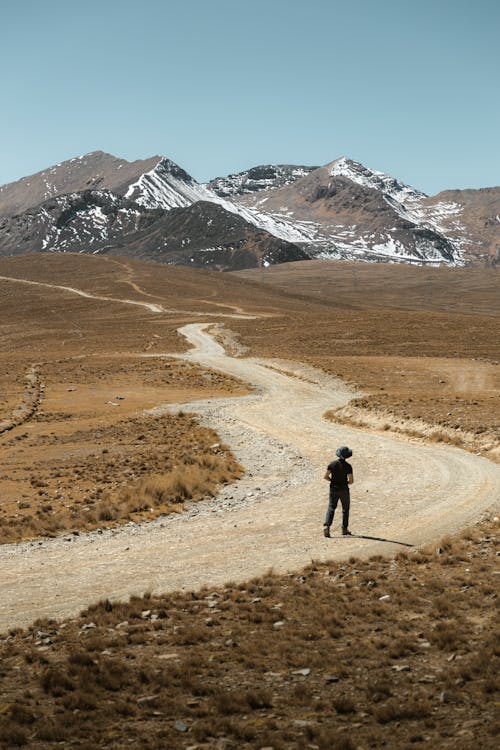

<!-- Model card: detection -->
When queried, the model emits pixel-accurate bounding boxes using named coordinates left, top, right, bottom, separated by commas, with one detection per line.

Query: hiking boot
left=323, top=525, right=331, bottom=538
left=342, top=528, right=352, bottom=536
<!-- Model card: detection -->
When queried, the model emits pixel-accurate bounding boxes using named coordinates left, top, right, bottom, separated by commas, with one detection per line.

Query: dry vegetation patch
left=0, top=410, right=242, bottom=543
left=235, top=261, right=500, bottom=317
left=0, top=361, right=32, bottom=418
left=0, top=519, right=498, bottom=749
left=228, top=311, right=499, bottom=458
left=3, top=253, right=498, bottom=463
left=319, top=356, right=500, bottom=459
left=0, top=355, right=248, bottom=543
left=0, top=363, right=43, bottom=434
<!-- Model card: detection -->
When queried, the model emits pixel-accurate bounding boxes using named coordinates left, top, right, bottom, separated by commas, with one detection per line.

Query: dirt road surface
left=1, top=323, right=499, bottom=632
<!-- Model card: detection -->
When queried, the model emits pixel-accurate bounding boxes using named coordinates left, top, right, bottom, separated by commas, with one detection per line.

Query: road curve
left=1, top=323, right=498, bottom=632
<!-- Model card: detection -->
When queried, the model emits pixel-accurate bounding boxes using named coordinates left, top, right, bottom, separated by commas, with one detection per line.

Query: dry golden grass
left=0, top=254, right=263, bottom=544
left=1, top=253, right=498, bottom=460
left=0, top=410, right=243, bottom=543
left=0, top=518, right=497, bottom=749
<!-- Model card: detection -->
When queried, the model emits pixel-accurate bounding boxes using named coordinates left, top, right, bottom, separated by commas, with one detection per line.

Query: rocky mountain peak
left=154, top=157, right=197, bottom=184
left=207, top=163, right=319, bottom=197
left=328, top=157, right=427, bottom=204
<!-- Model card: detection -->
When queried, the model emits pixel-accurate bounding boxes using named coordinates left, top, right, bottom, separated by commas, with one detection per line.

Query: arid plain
left=0, top=253, right=498, bottom=749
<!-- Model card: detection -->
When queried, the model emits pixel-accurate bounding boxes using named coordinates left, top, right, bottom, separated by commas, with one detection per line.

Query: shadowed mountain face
left=0, top=152, right=498, bottom=269
left=0, top=192, right=309, bottom=271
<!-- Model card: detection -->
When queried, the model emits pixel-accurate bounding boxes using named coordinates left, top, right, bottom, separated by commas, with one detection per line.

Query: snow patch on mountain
left=219, top=201, right=317, bottom=244
left=330, top=157, right=425, bottom=205
left=125, top=158, right=214, bottom=209
left=315, top=235, right=448, bottom=266
left=404, top=198, right=466, bottom=236
left=329, top=157, right=469, bottom=259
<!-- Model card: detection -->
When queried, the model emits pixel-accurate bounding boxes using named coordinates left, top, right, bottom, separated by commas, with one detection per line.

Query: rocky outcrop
left=207, top=164, right=318, bottom=197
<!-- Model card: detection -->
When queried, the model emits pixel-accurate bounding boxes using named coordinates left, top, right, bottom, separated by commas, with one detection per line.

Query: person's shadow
left=331, top=533, right=414, bottom=547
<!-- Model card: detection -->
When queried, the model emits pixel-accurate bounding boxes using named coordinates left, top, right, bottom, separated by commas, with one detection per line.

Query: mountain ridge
left=0, top=151, right=498, bottom=269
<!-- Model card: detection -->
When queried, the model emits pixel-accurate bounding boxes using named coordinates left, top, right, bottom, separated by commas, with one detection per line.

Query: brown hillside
left=0, top=152, right=160, bottom=217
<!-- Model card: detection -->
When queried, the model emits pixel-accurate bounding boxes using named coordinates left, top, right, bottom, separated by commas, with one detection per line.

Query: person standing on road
left=323, top=446, right=353, bottom=538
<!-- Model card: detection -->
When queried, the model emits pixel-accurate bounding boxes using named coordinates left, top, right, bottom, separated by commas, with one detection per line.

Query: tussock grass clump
left=117, top=448, right=241, bottom=518
left=374, top=697, right=432, bottom=724
left=0, top=723, right=28, bottom=747
left=40, top=666, right=75, bottom=696
left=210, top=688, right=272, bottom=715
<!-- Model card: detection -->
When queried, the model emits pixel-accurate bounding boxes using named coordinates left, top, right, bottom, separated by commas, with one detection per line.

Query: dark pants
left=324, top=487, right=350, bottom=530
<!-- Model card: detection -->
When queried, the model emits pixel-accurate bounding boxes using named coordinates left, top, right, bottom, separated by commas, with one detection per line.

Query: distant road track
left=0, top=275, right=255, bottom=319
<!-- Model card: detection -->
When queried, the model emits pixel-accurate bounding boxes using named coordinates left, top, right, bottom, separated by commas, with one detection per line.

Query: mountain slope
left=0, top=191, right=309, bottom=270
left=411, top=187, right=500, bottom=264
left=0, top=152, right=217, bottom=219
left=0, top=152, right=160, bottom=218
left=232, top=158, right=459, bottom=264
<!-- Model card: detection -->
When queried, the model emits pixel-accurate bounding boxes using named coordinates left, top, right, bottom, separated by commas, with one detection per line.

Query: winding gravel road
left=1, top=323, right=498, bottom=632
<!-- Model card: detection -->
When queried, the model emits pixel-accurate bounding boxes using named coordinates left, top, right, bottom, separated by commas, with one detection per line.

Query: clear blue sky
left=1, top=0, right=498, bottom=194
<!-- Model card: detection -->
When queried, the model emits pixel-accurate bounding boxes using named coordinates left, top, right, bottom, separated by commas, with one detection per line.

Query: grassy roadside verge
left=0, top=412, right=243, bottom=544
left=0, top=517, right=498, bottom=749
left=0, top=356, right=250, bottom=545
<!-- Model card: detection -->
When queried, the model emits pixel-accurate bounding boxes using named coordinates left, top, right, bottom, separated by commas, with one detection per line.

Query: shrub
left=333, top=696, right=356, bottom=714
left=375, top=699, right=432, bottom=723
left=40, top=666, right=75, bottom=695
left=0, top=723, right=28, bottom=747
left=35, top=719, right=68, bottom=742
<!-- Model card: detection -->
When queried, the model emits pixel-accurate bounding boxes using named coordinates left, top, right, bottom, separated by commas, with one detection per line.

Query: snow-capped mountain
left=124, top=158, right=215, bottom=210
left=230, top=157, right=499, bottom=265
left=0, top=152, right=497, bottom=269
